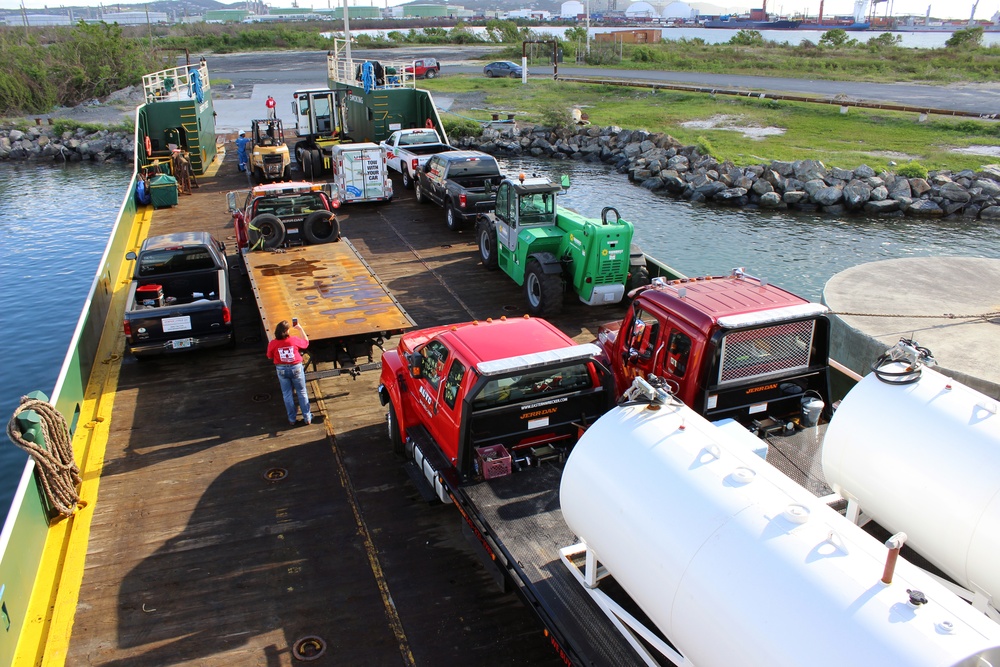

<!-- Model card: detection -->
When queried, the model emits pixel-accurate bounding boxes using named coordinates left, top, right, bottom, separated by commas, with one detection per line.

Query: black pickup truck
left=123, top=232, right=234, bottom=358
left=414, top=151, right=503, bottom=231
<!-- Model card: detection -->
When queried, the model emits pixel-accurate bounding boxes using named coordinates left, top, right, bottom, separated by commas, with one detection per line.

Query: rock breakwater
left=454, top=124, right=1000, bottom=221
left=0, top=125, right=133, bottom=164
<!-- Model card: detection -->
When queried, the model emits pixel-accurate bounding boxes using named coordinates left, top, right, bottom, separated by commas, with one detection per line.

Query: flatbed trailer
left=403, top=424, right=647, bottom=666
left=243, top=239, right=415, bottom=371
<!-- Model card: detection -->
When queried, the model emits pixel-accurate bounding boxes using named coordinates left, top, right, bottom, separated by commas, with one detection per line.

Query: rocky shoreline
left=4, top=120, right=1000, bottom=221
left=0, top=125, right=134, bottom=164
left=453, top=124, right=1000, bottom=221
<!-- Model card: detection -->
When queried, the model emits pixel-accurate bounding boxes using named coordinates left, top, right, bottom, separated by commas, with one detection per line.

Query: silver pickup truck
left=123, top=231, right=234, bottom=358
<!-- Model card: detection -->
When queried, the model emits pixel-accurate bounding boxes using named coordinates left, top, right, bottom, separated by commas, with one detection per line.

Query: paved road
left=200, top=47, right=1000, bottom=121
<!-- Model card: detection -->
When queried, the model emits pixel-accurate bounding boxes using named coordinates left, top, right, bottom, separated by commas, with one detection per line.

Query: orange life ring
left=144, top=135, right=152, bottom=154
left=424, top=118, right=434, bottom=129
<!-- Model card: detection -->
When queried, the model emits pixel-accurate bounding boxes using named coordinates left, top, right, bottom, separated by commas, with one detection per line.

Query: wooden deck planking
left=66, top=152, right=574, bottom=666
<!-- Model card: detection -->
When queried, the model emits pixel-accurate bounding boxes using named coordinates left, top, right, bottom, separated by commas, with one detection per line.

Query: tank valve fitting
left=881, top=532, right=908, bottom=584
left=907, top=589, right=928, bottom=607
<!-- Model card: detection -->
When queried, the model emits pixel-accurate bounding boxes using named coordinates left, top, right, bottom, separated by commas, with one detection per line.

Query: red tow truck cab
left=378, top=316, right=613, bottom=496
left=598, top=270, right=832, bottom=427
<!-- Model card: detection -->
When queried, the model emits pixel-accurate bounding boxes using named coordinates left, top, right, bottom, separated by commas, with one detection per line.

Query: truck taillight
left=411, top=158, right=419, bottom=173
left=222, top=306, right=232, bottom=325
left=459, top=193, right=467, bottom=208
left=331, top=199, right=341, bottom=209
left=123, top=320, right=131, bottom=337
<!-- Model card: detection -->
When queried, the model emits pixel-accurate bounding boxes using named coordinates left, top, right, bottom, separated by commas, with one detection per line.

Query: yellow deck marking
left=312, top=383, right=416, bottom=667
left=14, top=207, right=154, bottom=666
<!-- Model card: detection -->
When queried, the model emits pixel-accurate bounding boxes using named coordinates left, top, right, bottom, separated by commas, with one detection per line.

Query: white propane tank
left=560, top=397, right=1000, bottom=667
left=823, top=362, right=1000, bottom=604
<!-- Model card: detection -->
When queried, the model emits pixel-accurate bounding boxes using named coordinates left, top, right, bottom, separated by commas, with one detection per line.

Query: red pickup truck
left=377, top=316, right=613, bottom=492
left=405, top=58, right=440, bottom=79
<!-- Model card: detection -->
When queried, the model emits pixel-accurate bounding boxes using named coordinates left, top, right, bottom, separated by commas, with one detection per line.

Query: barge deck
left=59, top=139, right=839, bottom=666
left=63, top=148, right=605, bottom=666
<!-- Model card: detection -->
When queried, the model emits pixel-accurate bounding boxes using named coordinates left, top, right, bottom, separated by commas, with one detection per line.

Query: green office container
left=150, top=174, right=178, bottom=209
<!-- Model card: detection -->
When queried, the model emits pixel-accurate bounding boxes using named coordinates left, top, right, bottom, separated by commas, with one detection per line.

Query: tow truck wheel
left=310, top=149, right=323, bottom=177
left=414, top=182, right=426, bottom=204
left=445, top=204, right=462, bottom=231
left=525, top=259, right=562, bottom=317
left=387, top=403, right=403, bottom=455
left=294, top=141, right=307, bottom=172
left=282, top=164, right=291, bottom=181
left=401, top=169, right=412, bottom=189
left=478, top=221, right=499, bottom=270
left=303, top=151, right=314, bottom=181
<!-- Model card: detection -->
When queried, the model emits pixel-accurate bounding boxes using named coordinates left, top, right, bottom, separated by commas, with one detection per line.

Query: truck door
left=494, top=181, right=517, bottom=254
left=618, top=304, right=665, bottom=389
left=415, top=340, right=466, bottom=464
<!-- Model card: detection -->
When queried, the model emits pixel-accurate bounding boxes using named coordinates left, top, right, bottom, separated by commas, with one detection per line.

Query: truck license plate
left=171, top=338, right=193, bottom=349
left=162, top=316, right=192, bottom=332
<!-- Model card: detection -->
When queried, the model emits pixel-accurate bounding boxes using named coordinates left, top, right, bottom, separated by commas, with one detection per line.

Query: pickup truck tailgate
left=245, top=238, right=415, bottom=342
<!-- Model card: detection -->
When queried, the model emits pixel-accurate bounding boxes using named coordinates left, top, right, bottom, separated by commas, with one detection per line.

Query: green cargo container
left=150, top=174, right=178, bottom=209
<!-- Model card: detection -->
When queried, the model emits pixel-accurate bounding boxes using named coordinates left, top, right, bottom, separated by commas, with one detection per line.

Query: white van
left=331, top=142, right=393, bottom=204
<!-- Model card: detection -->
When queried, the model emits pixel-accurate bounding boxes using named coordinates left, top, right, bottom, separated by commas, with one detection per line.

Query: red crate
left=476, top=444, right=512, bottom=480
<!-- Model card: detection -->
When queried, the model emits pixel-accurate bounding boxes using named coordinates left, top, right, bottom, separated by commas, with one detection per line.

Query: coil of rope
left=6, top=396, right=81, bottom=517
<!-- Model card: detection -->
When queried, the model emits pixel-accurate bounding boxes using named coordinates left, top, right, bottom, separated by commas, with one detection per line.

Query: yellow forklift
left=249, top=118, right=291, bottom=183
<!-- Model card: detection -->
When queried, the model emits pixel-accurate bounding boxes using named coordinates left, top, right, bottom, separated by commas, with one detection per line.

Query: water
left=2, top=156, right=998, bottom=518
left=0, top=162, right=130, bottom=515
left=493, top=156, right=1000, bottom=302
left=351, top=25, right=1000, bottom=48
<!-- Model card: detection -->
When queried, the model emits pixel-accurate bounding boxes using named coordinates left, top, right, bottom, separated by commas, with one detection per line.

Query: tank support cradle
left=559, top=543, right=689, bottom=667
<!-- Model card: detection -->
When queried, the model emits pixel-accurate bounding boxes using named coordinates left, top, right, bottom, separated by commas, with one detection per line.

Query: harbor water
left=0, top=162, right=130, bottom=515
left=2, top=156, right=999, bottom=517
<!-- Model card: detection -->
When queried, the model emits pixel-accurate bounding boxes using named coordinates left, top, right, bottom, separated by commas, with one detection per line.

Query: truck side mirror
left=407, top=352, right=423, bottom=378
left=484, top=180, right=493, bottom=194
left=226, top=192, right=238, bottom=213
left=126, top=251, right=137, bottom=261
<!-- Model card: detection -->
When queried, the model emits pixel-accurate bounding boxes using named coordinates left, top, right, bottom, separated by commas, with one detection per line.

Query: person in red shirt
left=266, top=319, right=313, bottom=426
left=265, top=95, right=276, bottom=119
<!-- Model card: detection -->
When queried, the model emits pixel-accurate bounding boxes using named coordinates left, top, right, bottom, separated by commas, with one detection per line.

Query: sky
left=1, top=0, right=995, bottom=23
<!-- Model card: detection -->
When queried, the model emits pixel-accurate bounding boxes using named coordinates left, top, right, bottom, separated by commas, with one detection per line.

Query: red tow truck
left=377, top=316, right=653, bottom=664
left=598, top=268, right=833, bottom=429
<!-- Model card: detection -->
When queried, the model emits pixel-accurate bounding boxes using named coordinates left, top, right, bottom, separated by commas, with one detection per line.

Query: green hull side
left=0, top=120, right=141, bottom=666
left=141, top=95, right=217, bottom=176
left=339, top=83, right=443, bottom=144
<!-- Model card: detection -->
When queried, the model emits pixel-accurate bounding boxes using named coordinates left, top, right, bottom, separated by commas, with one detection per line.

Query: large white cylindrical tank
left=560, top=0, right=585, bottom=17
left=561, top=399, right=1000, bottom=667
left=823, top=364, right=1000, bottom=603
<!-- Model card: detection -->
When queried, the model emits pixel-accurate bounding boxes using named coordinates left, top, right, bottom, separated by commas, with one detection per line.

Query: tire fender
left=303, top=211, right=340, bottom=244
left=528, top=251, right=563, bottom=275
left=629, top=244, right=646, bottom=268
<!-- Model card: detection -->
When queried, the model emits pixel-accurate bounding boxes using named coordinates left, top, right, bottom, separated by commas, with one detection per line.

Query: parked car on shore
left=483, top=61, right=522, bottom=78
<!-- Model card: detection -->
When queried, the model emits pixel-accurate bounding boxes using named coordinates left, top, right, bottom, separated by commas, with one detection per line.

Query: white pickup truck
left=380, top=128, right=454, bottom=189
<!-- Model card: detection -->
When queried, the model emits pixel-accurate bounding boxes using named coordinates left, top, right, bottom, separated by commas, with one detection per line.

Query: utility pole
left=586, top=0, right=590, bottom=55
left=343, top=0, right=352, bottom=63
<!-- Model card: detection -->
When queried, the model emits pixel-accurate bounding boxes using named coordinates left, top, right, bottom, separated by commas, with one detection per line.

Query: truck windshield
left=137, top=248, right=216, bottom=277
left=519, top=192, right=555, bottom=221
left=471, top=363, right=593, bottom=409
left=717, top=320, right=816, bottom=385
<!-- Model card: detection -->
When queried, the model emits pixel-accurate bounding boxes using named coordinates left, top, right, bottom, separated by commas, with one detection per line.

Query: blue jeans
left=275, top=363, right=311, bottom=424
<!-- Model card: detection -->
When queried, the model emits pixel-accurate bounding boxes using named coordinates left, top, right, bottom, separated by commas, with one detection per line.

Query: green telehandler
left=475, top=174, right=649, bottom=317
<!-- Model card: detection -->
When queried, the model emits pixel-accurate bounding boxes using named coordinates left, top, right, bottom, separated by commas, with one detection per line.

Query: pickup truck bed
left=244, top=238, right=415, bottom=343
left=407, top=424, right=640, bottom=665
